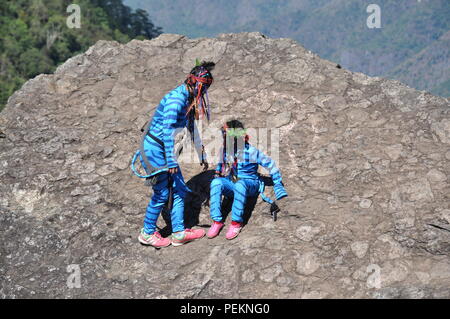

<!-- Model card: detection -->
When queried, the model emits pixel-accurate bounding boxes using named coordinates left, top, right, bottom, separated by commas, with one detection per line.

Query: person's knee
left=153, top=188, right=170, bottom=203
left=210, top=177, right=223, bottom=190
left=234, top=180, right=247, bottom=195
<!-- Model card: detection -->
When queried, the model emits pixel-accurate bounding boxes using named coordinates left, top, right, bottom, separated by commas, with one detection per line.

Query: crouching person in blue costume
left=131, top=61, right=215, bottom=248
left=207, top=120, right=288, bottom=240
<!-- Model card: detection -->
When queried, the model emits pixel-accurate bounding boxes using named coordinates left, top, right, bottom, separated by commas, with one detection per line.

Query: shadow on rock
left=158, top=170, right=215, bottom=237
left=158, top=170, right=260, bottom=236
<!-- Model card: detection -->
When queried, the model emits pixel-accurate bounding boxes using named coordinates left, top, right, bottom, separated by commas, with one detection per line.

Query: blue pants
left=141, top=136, right=188, bottom=235
left=209, top=177, right=260, bottom=223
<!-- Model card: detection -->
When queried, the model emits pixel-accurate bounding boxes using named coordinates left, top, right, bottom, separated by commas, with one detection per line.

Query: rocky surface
left=0, top=33, right=449, bottom=298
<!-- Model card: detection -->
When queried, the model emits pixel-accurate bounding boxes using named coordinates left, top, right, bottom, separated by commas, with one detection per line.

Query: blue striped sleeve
left=163, top=98, right=183, bottom=168
left=257, top=149, right=283, bottom=185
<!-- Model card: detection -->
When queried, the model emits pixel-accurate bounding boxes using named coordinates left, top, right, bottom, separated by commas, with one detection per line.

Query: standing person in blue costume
left=207, top=119, right=288, bottom=240
left=132, top=61, right=215, bottom=248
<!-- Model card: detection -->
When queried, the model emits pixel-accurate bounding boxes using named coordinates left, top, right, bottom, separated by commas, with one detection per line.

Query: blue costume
left=137, top=84, right=205, bottom=235
left=210, top=143, right=287, bottom=223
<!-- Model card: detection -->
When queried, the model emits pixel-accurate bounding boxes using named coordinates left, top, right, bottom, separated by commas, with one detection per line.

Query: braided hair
left=185, top=61, right=215, bottom=146
left=185, top=61, right=215, bottom=121
left=226, top=119, right=245, bottom=130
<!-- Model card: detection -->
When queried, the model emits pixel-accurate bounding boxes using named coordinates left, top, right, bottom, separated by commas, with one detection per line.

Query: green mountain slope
left=0, top=0, right=162, bottom=111
left=124, top=0, right=449, bottom=97
left=387, top=31, right=450, bottom=96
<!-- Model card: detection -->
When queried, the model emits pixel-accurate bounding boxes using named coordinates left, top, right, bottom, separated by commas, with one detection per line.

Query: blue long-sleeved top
left=215, top=143, right=283, bottom=185
left=149, top=84, right=202, bottom=168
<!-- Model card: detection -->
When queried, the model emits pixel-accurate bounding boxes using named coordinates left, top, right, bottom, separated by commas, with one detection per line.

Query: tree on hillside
left=0, top=0, right=162, bottom=111
left=91, top=0, right=162, bottom=39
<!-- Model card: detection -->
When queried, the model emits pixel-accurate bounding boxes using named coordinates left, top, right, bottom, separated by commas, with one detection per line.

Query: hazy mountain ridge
left=387, top=30, right=450, bottom=97
left=125, top=0, right=450, bottom=97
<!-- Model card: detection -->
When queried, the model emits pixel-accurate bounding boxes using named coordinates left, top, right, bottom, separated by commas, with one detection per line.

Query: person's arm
left=162, top=97, right=183, bottom=169
left=257, top=149, right=288, bottom=200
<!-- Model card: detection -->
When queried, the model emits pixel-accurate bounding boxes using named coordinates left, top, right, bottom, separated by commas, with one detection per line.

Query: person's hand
left=270, top=201, right=281, bottom=221
left=168, top=167, right=178, bottom=174
left=277, top=196, right=291, bottom=218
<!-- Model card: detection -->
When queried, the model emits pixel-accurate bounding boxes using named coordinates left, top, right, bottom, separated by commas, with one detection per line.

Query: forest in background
left=0, top=0, right=162, bottom=111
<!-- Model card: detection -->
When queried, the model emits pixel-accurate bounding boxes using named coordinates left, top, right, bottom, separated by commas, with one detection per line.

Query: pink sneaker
left=226, top=222, right=243, bottom=240
left=171, top=228, right=206, bottom=246
left=138, top=229, right=171, bottom=248
left=207, top=221, right=224, bottom=239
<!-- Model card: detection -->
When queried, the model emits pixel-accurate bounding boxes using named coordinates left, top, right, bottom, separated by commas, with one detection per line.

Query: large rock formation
left=0, top=33, right=449, bottom=298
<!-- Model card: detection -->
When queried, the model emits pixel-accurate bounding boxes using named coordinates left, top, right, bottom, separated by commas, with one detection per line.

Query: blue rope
left=258, top=178, right=274, bottom=204
left=130, top=150, right=167, bottom=179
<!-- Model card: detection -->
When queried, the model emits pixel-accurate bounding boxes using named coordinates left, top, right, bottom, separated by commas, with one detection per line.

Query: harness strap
left=139, top=119, right=155, bottom=176
left=131, top=118, right=168, bottom=179
left=147, top=131, right=164, bottom=148
left=167, top=174, right=174, bottom=211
